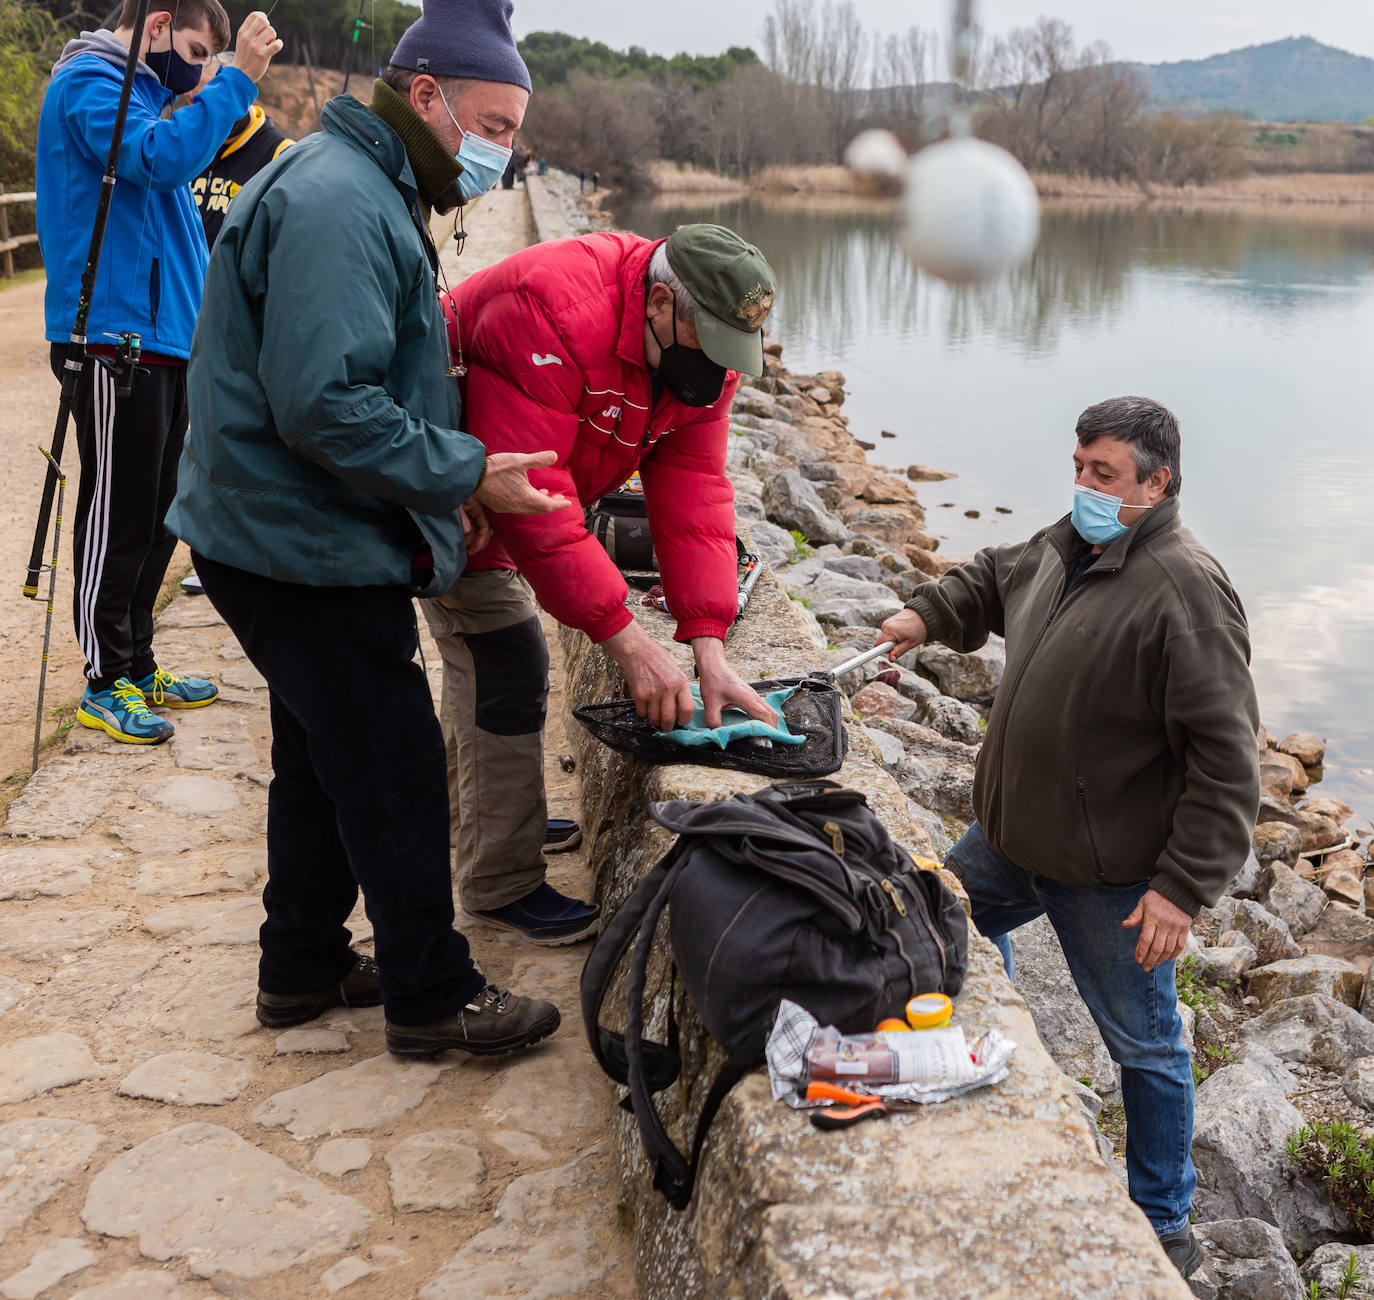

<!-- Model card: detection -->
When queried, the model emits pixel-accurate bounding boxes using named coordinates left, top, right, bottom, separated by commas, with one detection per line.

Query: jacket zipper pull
left=880, top=879, right=908, bottom=916
left=822, top=820, right=845, bottom=857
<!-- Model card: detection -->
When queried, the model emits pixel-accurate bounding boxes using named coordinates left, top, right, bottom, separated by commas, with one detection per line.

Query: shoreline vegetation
left=644, top=160, right=1374, bottom=208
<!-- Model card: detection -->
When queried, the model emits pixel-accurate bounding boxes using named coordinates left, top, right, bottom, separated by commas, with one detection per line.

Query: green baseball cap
left=663, top=224, right=776, bottom=378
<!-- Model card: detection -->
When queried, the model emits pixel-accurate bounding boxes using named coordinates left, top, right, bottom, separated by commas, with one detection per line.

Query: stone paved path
left=0, top=186, right=636, bottom=1298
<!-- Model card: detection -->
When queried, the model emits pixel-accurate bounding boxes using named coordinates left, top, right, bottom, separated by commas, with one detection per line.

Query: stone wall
left=558, top=561, right=1191, bottom=1299
left=532, top=171, right=1187, bottom=1298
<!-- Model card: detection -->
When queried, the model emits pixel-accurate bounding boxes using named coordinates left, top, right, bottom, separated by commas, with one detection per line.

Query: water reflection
left=614, top=193, right=1374, bottom=815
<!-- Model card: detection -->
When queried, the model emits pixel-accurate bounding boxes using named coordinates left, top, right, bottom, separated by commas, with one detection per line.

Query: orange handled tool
left=805, top=1081, right=918, bottom=1130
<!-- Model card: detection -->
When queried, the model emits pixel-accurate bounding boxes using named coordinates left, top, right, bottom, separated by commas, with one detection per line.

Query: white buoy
left=901, top=136, right=1040, bottom=283
left=843, top=129, right=909, bottom=179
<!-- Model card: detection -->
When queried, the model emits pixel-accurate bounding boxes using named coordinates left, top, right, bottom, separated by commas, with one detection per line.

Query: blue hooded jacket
left=37, top=29, right=256, bottom=359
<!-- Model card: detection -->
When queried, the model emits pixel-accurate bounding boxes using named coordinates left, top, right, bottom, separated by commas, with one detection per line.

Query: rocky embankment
left=730, top=348, right=1374, bottom=1299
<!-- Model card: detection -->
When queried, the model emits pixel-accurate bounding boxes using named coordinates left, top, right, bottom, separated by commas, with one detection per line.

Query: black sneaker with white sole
left=544, top=818, right=582, bottom=853
left=256, top=953, right=382, bottom=1028
left=385, top=984, right=561, bottom=1059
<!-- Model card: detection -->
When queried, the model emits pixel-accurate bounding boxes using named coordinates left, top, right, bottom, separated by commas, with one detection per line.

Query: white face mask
left=437, top=89, right=512, bottom=200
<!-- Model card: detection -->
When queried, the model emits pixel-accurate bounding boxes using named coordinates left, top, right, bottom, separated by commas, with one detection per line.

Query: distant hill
left=1137, top=37, right=1374, bottom=122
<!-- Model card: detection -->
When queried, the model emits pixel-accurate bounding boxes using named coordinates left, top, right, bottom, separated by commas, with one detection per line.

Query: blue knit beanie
left=390, top=0, right=532, bottom=93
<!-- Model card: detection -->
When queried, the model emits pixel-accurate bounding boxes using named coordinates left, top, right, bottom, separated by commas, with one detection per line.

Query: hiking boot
left=544, top=818, right=582, bottom=853
left=386, top=984, right=561, bottom=1059
left=1158, top=1226, right=1204, bottom=1279
left=76, top=678, right=175, bottom=744
left=256, top=953, right=382, bottom=1028
left=133, top=666, right=219, bottom=709
left=464, top=882, right=600, bottom=946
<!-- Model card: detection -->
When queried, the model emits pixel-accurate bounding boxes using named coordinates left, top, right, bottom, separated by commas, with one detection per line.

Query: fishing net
left=572, top=677, right=848, bottom=777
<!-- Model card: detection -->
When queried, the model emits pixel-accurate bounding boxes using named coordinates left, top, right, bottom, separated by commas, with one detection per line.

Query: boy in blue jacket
left=36, top=0, right=280, bottom=743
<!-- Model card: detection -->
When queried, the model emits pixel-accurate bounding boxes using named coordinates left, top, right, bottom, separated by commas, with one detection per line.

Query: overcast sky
left=509, top=0, right=1374, bottom=66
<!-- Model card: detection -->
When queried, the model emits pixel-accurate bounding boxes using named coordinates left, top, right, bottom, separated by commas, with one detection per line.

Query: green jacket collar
left=369, top=79, right=465, bottom=216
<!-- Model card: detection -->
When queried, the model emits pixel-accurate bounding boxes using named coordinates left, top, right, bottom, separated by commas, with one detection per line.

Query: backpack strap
left=622, top=862, right=757, bottom=1211
left=579, top=841, right=686, bottom=1094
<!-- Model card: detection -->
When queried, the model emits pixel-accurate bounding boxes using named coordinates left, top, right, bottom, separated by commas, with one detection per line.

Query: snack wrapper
left=765, top=998, right=1016, bottom=1108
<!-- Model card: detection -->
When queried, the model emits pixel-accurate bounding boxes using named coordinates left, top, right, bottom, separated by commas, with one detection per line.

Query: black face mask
left=146, top=43, right=203, bottom=95
left=651, top=300, right=726, bottom=408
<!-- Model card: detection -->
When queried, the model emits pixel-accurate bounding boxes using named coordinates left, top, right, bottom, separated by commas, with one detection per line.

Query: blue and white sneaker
left=464, top=883, right=601, bottom=946
left=133, top=666, right=219, bottom=709
left=76, top=678, right=175, bottom=744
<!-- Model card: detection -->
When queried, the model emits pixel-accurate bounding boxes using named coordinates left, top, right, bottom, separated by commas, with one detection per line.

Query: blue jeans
left=947, top=822, right=1195, bottom=1236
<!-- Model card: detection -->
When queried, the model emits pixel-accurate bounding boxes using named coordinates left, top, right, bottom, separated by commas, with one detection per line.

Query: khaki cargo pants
left=419, top=569, right=549, bottom=912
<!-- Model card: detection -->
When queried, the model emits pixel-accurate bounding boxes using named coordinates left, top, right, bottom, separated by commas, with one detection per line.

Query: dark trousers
left=192, top=554, right=485, bottom=1026
left=53, top=345, right=186, bottom=689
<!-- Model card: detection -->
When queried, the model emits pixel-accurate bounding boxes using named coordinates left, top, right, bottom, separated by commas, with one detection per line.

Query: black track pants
left=52, top=344, right=186, bottom=690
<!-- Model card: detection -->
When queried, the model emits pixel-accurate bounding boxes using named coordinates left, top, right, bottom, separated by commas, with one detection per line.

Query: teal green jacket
left=167, top=95, right=483, bottom=595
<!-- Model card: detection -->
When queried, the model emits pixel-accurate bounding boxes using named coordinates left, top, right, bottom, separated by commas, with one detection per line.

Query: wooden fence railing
left=0, top=184, right=39, bottom=278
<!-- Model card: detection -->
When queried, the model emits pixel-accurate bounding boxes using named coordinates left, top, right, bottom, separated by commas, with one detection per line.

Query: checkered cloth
left=766, top=998, right=1016, bottom=1109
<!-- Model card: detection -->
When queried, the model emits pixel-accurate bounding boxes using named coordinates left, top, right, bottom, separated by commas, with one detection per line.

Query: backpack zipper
left=879, top=878, right=907, bottom=916
left=822, top=820, right=845, bottom=856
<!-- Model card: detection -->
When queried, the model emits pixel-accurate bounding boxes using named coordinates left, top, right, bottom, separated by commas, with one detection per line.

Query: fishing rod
left=339, top=0, right=370, bottom=96
left=22, top=0, right=152, bottom=763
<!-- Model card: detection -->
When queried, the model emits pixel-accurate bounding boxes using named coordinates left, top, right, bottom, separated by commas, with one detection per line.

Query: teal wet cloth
left=658, top=685, right=805, bottom=749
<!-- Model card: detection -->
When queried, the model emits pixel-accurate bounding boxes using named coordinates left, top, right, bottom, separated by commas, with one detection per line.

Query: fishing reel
left=93, top=331, right=144, bottom=398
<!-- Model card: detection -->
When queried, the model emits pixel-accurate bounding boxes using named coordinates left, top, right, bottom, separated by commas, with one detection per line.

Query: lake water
left=614, top=193, right=1374, bottom=819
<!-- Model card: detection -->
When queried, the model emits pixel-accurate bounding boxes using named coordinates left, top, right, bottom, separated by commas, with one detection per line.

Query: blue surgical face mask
left=438, top=89, right=513, bottom=201
left=1072, top=484, right=1151, bottom=545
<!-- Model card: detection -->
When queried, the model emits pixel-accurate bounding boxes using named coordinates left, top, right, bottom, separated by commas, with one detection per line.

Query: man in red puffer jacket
left=423, top=223, right=778, bottom=945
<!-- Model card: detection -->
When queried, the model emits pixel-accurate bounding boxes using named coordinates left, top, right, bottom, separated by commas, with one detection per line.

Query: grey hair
left=1076, top=396, right=1182, bottom=497
left=647, top=243, right=696, bottom=324
left=378, top=64, right=479, bottom=101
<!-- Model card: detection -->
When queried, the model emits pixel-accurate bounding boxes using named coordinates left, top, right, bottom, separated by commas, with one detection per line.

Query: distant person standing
left=578, top=165, right=585, bottom=192
left=189, top=52, right=294, bottom=248
left=36, top=0, right=281, bottom=744
left=591, top=169, right=599, bottom=191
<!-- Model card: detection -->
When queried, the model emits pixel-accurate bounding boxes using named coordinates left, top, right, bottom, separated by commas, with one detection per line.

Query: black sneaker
left=544, top=818, right=582, bottom=853
left=463, top=882, right=600, bottom=946
left=256, top=953, right=382, bottom=1028
left=385, top=985, right=561, bottom=1059
left=1158, top=1227, right=1204, bottom=1278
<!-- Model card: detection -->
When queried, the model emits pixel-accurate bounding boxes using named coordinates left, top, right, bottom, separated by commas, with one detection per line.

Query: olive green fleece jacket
left=906, top=497, right=1260, bottom=915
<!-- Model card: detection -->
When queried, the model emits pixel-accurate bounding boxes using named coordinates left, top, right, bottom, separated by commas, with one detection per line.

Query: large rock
left=1315, top=850, right=1364, bottom=908
left=1301, top=1244, right=1374, bottom=1297
left=1293, top=809, right=1343, bottom=853
left=1256, top=863, right=1327, bottom=937
left=136, top=775, right=243, bottom=819
left=1258, top=751, right=1307, bottom=801
left=386, top=1131, right=484, bottom=1212
left=0, top=1119, right=103, bottom=1244
left=142, top=896, right=265, bottom=946
left=419, top=1147, right=628, bottom=1300
left=1239, top=993, right=1374, bottom=1070
left=117, top=1052, right=253, bottom=1106
left=1252, top=823, right=1303, bottom=869
left=1343, top=1056, right=1374, bottom=1112
left=253, top=1054, right=449, bottom=1138
left=1300, top=797, right=1353, bottom=826
left=0, top=1239, right=96, bottom=1300
left=1007, top=916, right=1119, bottom=1099
left=1191, top=1218, right=1305, bottom=1300
left=912, top=637, right=1005, bottom=704
left=0, top=1034, right=97, bottom=1105
left=0, top=846, right=98, bottom=900
left=1192, top=1060, right=1347, bottom=1250
left=761, top=469, right=850, bottom=545
left=82, top=1123, right=372, bottom=1278
left=805, top=569, right=903, bottom=627
left=1225, top=850, right=1263, bottom=900
left=1211, top=898, right=1303, bottom=965
left=0, top=908, right=126, bottom=962
left=849, top=680, right=917, bottom=723
left=1278, top=731, right=1325, bottom=768
left=1244, top=955, right=1364, bottom=1009
left=1193, top=945, right=1255, bottom=984
left=917, top=694, right=984, bottom=746
left=0, top=755, right=151, bottom=839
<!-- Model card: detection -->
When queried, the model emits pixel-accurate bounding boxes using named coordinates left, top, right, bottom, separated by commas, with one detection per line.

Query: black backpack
left=581, top=779, right=969, bottom=1209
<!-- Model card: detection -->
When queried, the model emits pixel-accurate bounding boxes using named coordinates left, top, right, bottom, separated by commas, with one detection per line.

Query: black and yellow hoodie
left=192, top=105, right=294, bottom=247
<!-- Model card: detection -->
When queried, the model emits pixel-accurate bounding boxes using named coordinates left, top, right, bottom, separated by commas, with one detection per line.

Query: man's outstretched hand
left=876, top=607, right=928, bottom=661
left=472, top=450, right=572, bottom=515
left=1122, top=888, right=1192, bottom=971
